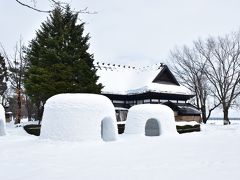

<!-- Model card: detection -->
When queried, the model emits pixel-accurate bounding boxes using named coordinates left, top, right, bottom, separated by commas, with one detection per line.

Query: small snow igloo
left=124, top=104, right=177, bottom=136
left=40, top=94, right=118, bottom=142
left=0, top=104, right=6, bottom=136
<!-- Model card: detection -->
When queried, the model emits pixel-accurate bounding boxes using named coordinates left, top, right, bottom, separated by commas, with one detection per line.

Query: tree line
left=170, top=32, right=240, bottom=124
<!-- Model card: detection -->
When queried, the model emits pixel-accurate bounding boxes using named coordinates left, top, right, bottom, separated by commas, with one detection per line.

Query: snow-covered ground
left=1, top=121, right=240, bottom=180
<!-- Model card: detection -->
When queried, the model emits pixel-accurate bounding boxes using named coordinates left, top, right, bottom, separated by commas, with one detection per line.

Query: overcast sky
left=1, top=0, right=240, bottom=66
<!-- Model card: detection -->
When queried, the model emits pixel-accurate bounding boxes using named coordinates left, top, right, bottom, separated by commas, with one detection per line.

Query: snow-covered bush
left=40, top=93, right=118, bottom=142
left=0, top=104, right=6, bottom=136
left=124, top=104, right=177, bottom=136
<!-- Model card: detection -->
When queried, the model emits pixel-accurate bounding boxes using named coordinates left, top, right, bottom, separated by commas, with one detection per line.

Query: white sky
left=1, top=0, right=240, bottom=66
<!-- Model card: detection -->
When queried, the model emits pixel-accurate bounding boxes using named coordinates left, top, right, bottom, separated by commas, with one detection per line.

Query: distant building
left=97, top=63, right=201, bottom=123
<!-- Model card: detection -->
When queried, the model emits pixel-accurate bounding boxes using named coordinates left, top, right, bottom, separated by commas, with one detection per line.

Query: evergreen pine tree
left=24, top=5, right=103, bottom=120
left=0, top=53, right=7, bottom=98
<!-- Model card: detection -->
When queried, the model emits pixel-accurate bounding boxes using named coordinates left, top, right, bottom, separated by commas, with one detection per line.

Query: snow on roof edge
left=102, top=83, right=194, bottom=96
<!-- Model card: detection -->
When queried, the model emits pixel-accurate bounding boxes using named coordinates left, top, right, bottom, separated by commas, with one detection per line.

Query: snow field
left=1, top=123, right=240, bottom=180
left=2, top=94, right=240, bottom=180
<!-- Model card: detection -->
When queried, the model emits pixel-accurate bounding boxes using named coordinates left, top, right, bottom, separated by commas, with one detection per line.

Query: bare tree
left=1, top=39, right=27, bottom=124
left=170, top=46, right=220, bottom=123
left=195, top=33, right=240, bottom=125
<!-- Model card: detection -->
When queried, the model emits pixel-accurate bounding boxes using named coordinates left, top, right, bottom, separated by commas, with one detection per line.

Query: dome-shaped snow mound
left=124, top=104, right=177, bottom=136
left=0, top=104, right=6, bottom=136
left=40, top=94, right=118, bottom=142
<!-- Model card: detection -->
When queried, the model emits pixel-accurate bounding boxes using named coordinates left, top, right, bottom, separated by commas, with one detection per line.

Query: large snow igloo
left=40, top=94, right=118, bottom=142
left=0, top=104, right=6, bottom=136
left=124, top=104, right=177, bottom=136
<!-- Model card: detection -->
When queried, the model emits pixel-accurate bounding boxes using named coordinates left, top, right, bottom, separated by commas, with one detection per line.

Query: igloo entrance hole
left=101, top=117, right=116, bottom=141
left=145, top=118, right=160, bottom=136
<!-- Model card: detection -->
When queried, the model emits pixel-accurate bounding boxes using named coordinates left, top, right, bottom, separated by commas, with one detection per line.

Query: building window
left=178, top=100, right=186, bottom=103
left=137, top=100, right=144, bottom=104
left=144, top=99, right=151, bottom=103
left=160, top=99, right=169, bottom=103
left=113, top=100, right=124, bottom=104
left=151, top=99, right=159, bottom=104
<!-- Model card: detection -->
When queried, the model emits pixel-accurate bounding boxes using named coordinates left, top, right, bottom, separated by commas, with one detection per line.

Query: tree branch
left=16, top=0, right=51, bottom=13
left=16, top=0, right=97, bottom=14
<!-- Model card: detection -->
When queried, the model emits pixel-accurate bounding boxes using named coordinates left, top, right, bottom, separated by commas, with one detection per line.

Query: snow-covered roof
left=127, top=83, right=191, bottom=95
left=96, top=64, right=192, bottom=95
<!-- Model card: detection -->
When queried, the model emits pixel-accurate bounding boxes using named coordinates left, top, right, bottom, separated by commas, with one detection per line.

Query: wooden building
left=97, top=63, right=201, bottom=123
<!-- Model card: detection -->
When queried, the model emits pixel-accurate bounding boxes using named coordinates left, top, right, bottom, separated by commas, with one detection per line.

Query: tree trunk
left=25, top=97, right=33, bottom=121
left=36, top=101, right=44, bottom=125
left=15, top=88, right=21, bottom=124
left=27, top=112, right=32, bottom=122
left=223, top=108, right=230, bottom=125
left=201, top=105, right=207, bottom=124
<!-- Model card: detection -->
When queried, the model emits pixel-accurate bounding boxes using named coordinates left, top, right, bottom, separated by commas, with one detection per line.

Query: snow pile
left=124, top=104, right=177, bottom=136
left=0, top=104, right=6, bottom=136
left=40, top=93, right=118, bottom=142
left=175, top=121, right=199, bottom=126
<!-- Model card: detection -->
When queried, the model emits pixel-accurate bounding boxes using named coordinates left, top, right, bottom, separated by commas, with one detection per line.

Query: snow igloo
left=40, top=94, right=118, bottom=142
left=124, top=104, right=177, bottom=136
left=0, top=104, right=6, bottom=136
